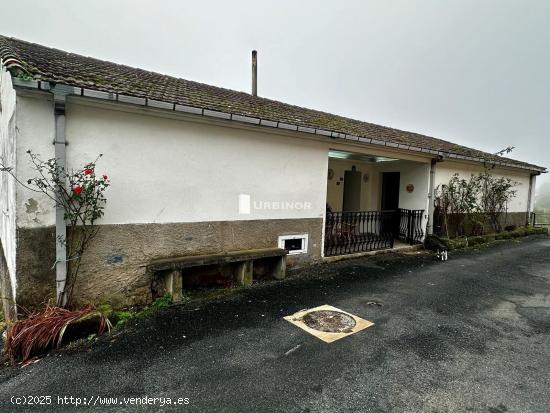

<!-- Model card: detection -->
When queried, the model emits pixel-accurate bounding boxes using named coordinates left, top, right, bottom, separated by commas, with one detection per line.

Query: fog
left=3, top=0, right=549, bottom=185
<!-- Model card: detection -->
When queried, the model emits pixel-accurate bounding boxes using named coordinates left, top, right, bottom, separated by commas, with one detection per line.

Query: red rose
left=102, top=174, right=108, bottom=180
left=84, top=168, right=93, bottom=175
left=73, top=185, right=82, bottom=195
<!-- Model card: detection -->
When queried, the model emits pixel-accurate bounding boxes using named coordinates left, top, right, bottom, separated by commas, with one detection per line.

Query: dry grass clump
left=4, top=304, right=110, bottom=364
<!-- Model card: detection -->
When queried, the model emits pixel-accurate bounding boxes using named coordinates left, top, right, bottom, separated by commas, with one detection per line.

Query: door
left=380, top=172, right=400, bottom=236
left=343, top=169, right=362, bottom=212
left=381, top=172, right=400, bottom=211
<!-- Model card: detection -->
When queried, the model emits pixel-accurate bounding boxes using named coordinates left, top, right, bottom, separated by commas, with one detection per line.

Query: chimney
left=251, top=50, right=258, bottom=96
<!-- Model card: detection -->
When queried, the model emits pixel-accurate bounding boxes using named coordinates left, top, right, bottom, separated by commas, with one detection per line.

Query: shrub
left=446, top=238, right=467, bottom=251
left=4, top=305, right=111, bottom=364
left=478, top=171, right=517, bottom=233
left=0, top=151, right=109, bottom=307
left=434, top=225, right=545, bottom=252
left=467, top=236, right=486, bottom=247
left=434, top=167, right=518, bottom=237
left=113, top=295, right=173, bottom=326
left=114, top=311, right=133, bottom=327
left=424, top=234, right=449, bottom=252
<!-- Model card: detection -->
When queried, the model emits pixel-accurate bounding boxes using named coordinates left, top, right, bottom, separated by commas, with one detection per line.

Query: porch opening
left=325, top=150, right=427, bottom=257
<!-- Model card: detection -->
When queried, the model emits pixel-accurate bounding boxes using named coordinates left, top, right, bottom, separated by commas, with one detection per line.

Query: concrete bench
left=147, top=248, right=287, bottom=302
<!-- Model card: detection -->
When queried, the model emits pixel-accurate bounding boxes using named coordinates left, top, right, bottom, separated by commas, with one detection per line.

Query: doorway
left=343, top=168, right=362, bottom=212
left=381, top=172, right=400, bottom=211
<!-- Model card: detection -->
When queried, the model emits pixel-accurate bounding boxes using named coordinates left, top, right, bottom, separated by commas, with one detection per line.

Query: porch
left=324, top=150, right=429, bottom=257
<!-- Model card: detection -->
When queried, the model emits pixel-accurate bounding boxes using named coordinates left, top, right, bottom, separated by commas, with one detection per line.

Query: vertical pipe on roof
left=251, top=50, right=258, bottom=97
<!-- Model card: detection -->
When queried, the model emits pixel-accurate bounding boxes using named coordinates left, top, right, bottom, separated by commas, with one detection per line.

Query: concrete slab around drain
left=284, top=304, right=374, bottom=343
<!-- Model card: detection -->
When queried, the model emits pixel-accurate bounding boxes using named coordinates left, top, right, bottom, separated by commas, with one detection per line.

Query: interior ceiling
left=328, top=150, right=398, bottom=163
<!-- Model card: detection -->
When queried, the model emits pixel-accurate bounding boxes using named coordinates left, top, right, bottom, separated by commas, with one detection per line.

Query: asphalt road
left=1, top=236, right=549, bottom=412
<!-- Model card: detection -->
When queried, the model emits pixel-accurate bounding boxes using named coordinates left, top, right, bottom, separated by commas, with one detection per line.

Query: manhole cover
left=284, top=305, right=374, bottom=343
left=302, top=310, right=357, bottom=333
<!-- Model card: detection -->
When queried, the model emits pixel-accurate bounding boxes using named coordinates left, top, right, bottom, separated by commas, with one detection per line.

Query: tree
left=435, top=171, right=518, bottom=237
left=435, top=173, right=481, bottom=237
left=478, top=171, right=517, bottom=233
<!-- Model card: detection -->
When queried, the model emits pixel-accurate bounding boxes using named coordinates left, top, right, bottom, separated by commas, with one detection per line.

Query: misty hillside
left=535, top=182, right=550, bottom=212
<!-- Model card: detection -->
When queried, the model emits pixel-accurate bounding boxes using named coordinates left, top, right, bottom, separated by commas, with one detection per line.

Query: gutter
left=11, top=78, right=547, bottom=174
left=426, top=158, right=439, bottom=235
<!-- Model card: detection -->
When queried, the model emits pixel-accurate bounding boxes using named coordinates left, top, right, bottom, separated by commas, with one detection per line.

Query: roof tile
left=0, top=35, right=544, bottom=171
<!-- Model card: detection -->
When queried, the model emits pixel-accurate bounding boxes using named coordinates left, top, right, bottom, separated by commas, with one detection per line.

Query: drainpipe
left=526, top=172, right=538, bottom=225
left=52, top=85, right=70, bottom=306
left=426, top=158, right=437, bottom=235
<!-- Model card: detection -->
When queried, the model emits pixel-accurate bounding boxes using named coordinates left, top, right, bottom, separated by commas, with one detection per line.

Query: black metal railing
left=395, top=209, right=425, bottom=244
left=324, top=211, right=395, bottom=257
left=324, top=209, right=424, bottom=257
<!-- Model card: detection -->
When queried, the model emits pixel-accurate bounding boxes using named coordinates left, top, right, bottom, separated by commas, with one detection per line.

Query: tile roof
left=0, top=35, right=545, bottom=172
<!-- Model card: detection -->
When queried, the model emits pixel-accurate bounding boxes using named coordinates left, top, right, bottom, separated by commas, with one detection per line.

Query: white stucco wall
left=14, top=93, right=55, bottom=228
left=0, top=67, right=18, bottom=294
left=64, top=100, right=328, bottom=224
left=435, top=161, right=532, bottom=212
left=12, top=92, right=536, bottom=231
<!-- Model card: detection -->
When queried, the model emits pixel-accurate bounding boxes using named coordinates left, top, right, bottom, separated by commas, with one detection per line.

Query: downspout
left=52, top=85, right=70, bottom=306
left=426, top=158, right=438, bottom=235
left=526, top=172, right=538, bottom=225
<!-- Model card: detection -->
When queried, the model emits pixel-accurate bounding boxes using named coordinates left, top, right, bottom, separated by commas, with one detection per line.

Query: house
left=0, top=36, right=545, bottom=316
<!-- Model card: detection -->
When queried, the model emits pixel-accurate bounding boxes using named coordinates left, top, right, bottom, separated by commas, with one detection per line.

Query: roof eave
left=11, top=77, right=547, bottom=174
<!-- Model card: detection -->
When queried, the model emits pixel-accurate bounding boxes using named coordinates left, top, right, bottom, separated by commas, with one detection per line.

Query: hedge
left=426, top=226, right=548, bottom=251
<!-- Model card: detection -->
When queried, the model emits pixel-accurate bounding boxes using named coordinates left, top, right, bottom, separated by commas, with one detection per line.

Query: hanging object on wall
left=406, top=184, right=415, bottom=193
left=363, top=172, right=369, bottom=183
left=328, top=168, right=334, bottom=180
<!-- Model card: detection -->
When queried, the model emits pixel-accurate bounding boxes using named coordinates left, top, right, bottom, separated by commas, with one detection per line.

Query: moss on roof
left=0, top=35, right=544, bottom=172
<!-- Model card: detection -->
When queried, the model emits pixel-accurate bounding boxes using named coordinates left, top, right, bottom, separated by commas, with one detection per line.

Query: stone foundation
left=16, top=227, right=56, bottom=309
left=0, top=239, right=16, bottom=321
left=15, top=218, right=323, bottom=309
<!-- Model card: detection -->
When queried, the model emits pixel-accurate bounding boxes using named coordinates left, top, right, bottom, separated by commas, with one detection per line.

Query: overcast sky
left=3, top=0, right=549, bottom=186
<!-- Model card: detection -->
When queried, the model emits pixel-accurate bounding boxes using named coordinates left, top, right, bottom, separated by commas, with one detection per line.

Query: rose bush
left=1, top=151, right=109, bottom=306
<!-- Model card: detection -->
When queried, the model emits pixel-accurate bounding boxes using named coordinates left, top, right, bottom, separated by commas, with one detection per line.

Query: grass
left=110, top=286, right=245, bottom=328
left=111, top=294, right=173, bottom=327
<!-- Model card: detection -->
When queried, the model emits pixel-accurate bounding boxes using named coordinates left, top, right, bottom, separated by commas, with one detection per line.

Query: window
left=278, top=234, right=308, bottom=255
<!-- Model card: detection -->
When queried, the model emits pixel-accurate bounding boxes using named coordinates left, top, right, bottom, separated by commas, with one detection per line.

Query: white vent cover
left=278, top=234, right=308, bottom=255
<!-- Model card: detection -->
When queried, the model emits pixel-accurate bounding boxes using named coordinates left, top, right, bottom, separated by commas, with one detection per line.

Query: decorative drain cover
left=302, top=310, right=357, bottom=332
left=284, top=305, right=374, bottom=343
